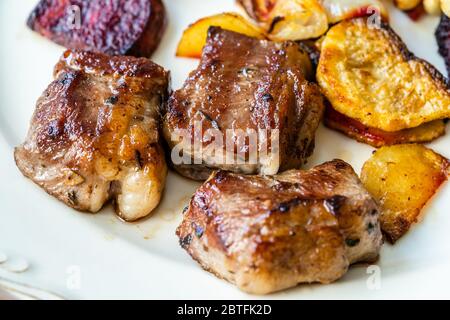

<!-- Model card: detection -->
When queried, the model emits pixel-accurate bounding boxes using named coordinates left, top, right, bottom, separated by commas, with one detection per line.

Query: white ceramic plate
left=1, top=0, right=449, bottom=299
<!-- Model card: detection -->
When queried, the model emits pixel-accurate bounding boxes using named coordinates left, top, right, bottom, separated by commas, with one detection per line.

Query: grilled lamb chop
left=164, top=27, right=325, bottom=180
left=27, top=0, right=166, bottom=57
left=14, top=50, right=169, bottom=221
left=177, top=160, right=382, bottom=294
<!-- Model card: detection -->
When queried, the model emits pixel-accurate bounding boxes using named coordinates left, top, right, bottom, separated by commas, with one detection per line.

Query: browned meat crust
left=164, top=27, right=325, bottom=180
left=15, top=50, right=169, bottom=221
left=177, top=160, right=382, bottom=294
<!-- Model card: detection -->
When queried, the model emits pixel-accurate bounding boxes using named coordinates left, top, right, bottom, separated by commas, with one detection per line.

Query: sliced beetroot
left=435, top=14, right=450, bottom=78
left=27, top=0, right=166, bottom=57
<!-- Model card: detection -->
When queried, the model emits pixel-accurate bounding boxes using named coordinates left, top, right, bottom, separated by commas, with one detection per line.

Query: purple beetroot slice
left=27, top=0, right=163, bottom=57
left=435, top=13, right=450, bottom=79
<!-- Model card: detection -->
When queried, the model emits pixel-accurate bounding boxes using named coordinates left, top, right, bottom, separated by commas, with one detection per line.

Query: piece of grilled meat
left=14, top=50, right=169, bottom=221
left=27, top=0, right=166, bottom=57
left=436, top=13, right=450, bottom=78
left=177, top=160, right=382, bottom=294
left=164, top=27, right=325, bottom=180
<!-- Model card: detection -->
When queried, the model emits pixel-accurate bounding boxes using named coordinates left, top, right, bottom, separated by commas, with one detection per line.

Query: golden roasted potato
left=442, top=0, right=450, bottom=17
left=265, top=0, right=328, bottom=41
left=317, top=18, right=450, bottom=132
left=240, top=0, right=388, bottom=27
left=238, top=0, right=277, bottom=21
left=424, top=0, right=442, bottom=15
left=176, top=13, right=265, bottom=58
left=324, top=106, right=446, bottom=147
left=238, top=0, right=328, bottom=41
left=361, top=144, right=450, bottom=243
left=394, top=0, right=422, bottom=11
left=319, top=0, right=388, bottom=23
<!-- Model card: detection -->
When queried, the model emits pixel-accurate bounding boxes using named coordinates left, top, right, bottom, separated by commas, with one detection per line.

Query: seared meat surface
left=177, top=160, right=382, bottom=294
left=27, top=0, right=166, bottom=57
left=15, top=50, right=169, bottom=221
left=164, top=27, right=325, bottom=180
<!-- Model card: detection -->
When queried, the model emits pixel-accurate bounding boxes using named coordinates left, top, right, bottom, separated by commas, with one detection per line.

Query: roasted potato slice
left=324, top=106, right=447, bottom=147
left=239, top=0, right=328, bottom=41
left=424, top=0, right=442, bottom=15
left=443, top=0, right=450, bottom=17
left=317, top=18, right=450, bottom=132
left=239, top=0, right=388, bottom=28
left=319, top=0, right=388, bottom=23
left=394, top=0, right=422, bottom=11
left=265, top=0, right=328, bottom=41
left=176, top=13, right=265, bottom=58
left=238, top=0, right=278, bottom=21
left=361, top=144, right=450, bottom=243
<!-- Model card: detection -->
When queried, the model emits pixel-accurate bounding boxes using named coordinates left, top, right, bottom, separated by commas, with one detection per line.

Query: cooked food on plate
left=176, top=13, right=265, bottom=59
left=14, top=50, right=169, bottom=221
left=395, top=0, right=450, bottom=17
left=394, top=0, right=422, bottom=11
left=317, top=18, right=450, bottom=133
left=237, top=0, right=278, bottom=21
left=255, top=0, right=329, bottom=41
left=164, top=27, right=325, bottom=180
left=443, top=0, right=450, bottom=16
left=27, top=0, right=166, bottom=57
left=12, top=0, right=450, bottom=295
left=238, top=0, right=387, bottom=39
left=177, top=160, right=382, bottom=294
left=361, top=144, right=450, bottom=243
left=178, top=1, right=390, bottom=57
left=298, top=40, right=322, bottom=71
left=318, top=0, right=388, bottom=23
left=403, top=4, right=426, bottom=21
left=436, top=13, right=450, bottom=77
left=324, top=106, right=446, bottom=147
left=423, top=0, right=441, bottom=15
left=238, top=0, right=329, bottom=41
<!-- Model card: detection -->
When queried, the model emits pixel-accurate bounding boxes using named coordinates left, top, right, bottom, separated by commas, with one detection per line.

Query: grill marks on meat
left=436, top=14, right=450, bottom=78
left=27, top=0, right=166, bottom=57
left=177, top=160, right=382, bottom=294
left=164, top=27, right=325, bottom=180
left=14, top=50, right=169, bottom=221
